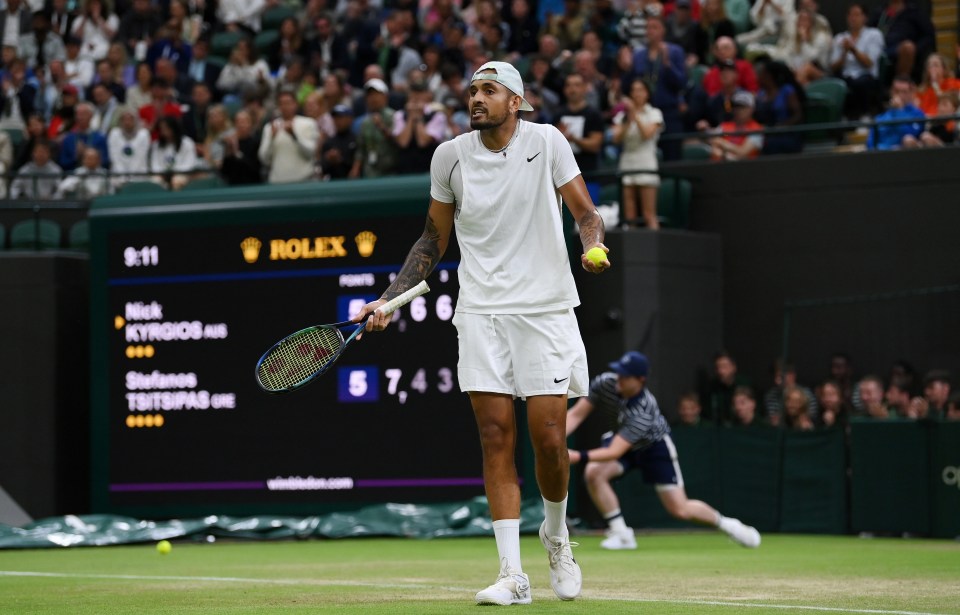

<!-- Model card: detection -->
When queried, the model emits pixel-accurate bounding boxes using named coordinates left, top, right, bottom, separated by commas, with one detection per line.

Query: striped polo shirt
left=588, top=372, right=670, bottom=451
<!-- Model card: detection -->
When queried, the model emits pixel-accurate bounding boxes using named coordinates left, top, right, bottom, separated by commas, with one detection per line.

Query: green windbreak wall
left=614, top=423, right=960, bottom=538
left=612, top=427, right=847, bottom=535
left=719, top=428, right=784, bottom=533
left=850, top=420, right=930, bottom=535
left=850, top=419, right=960, bottom=538
left=930, top=421, right=960, bottom=538
left=780, top=430, right=847, bottom=534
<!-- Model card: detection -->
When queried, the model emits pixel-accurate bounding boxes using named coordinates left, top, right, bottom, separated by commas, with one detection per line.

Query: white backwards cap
left=471, top=61, right=534, bottom=111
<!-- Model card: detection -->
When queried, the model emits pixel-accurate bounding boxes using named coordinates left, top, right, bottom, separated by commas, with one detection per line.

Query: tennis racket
left=255, top=280, right=431, bottom=393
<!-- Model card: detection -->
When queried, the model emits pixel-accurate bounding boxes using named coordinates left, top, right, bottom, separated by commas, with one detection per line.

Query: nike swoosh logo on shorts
left=553, top=377, right=568, bottom=383
left=527, top=152, right=541, bottom=162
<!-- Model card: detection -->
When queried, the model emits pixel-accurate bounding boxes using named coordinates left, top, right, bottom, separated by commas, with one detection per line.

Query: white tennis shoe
left=475, top=559, right=532, bottom=606
left=599, top=527, right=637, bottom=550
left=725, top=518, right=761, bottom=548
left=539, top=522, right=582, bottom=600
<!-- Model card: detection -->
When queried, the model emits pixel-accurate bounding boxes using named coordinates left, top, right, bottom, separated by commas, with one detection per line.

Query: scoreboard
left=89, top=197, right=486, bottom=517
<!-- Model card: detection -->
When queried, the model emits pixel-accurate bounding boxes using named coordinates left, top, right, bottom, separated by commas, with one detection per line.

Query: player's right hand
left=352, top=298, right=390, bottom=338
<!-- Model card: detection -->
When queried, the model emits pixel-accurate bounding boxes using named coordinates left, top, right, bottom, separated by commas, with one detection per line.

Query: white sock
left=604, top=508, right=628, bottom=534
left=541, top=495, right=569, bottom=539
left=492, top=519, right=522, bottom=572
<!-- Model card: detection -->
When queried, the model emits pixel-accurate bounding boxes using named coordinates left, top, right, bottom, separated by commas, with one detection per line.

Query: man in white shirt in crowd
left=829, top=2, right=885, bottom=120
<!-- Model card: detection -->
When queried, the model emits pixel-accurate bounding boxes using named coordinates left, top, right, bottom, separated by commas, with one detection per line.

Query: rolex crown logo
left=355, top=231, right=377, bottom=258
left=241, top=237, right=262, bottom=263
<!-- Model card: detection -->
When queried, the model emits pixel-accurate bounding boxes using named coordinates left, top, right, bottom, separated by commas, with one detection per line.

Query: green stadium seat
left=68, top=219, right=90, bottom=250
left=805, top=78, right=848, bottom=122
left=805, top=78, right=848, bottom=143
left=2, top=127, right=24, bottom=153
left=224, top=98, right=244, bottom=120
left=254, top=29, right=279, bottom=55
left=682, top=141, right=712, bottom=160
left=211, top=31, right=244, bottom=58
left=9, top=218, right=62, bottom=250
left=656, top=177, right=692, bottom=228
left=513, top=55, right=531, bottom=79
left=595, top=176, right=690, bottom=228
left=182, top=176, right=226, bottom=191
left=597, top=181, right=620, bottom=206
left=687, top=64, right=710, bottom=90
left=117, top=181, right=167, bottom=194
left=262, top=6, right=296, bottom=31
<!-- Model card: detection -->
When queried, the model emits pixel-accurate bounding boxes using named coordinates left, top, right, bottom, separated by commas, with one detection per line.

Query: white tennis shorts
left=452, top=309, right=589, bottom=400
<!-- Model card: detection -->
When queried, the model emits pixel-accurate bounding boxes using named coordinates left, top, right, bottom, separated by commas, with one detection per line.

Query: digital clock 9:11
left=123, top=245, right=159, bottom=267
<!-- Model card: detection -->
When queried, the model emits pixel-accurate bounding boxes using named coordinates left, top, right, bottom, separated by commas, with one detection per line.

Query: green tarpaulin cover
left=0, top=497, right=545, bottom=549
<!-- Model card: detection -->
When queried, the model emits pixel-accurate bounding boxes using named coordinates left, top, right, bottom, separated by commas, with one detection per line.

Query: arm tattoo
left=578, top=209, right=605, bottom=250
left=381, top=214, right=443, bottom=301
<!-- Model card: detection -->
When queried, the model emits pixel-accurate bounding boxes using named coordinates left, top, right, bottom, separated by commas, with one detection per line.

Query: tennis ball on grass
left=585, top=247, right=608, bottom=266
left=156, top=540, right=172, bottom=555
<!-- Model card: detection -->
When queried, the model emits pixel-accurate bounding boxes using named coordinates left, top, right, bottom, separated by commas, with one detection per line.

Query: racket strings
left=257, top=327, right=344, bottom=390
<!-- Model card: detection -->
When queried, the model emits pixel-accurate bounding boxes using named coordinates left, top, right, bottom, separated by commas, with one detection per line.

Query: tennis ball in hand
left=585, top=247, right=608, bottom=266
left=156, top=540, right=172, bottom=555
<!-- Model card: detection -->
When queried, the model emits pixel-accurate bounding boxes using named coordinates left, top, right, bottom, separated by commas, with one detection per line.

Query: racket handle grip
left=377, top=280, right=431, bottom=316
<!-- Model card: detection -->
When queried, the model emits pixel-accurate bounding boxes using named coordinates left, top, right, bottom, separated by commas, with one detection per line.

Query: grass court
left=1, top=531, right=958, bottom=614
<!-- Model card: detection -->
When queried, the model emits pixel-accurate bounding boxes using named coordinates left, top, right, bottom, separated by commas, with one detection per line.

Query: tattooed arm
left=354, top=199, right=455, bottom=332
left=558, top=175, right=609, bottom=274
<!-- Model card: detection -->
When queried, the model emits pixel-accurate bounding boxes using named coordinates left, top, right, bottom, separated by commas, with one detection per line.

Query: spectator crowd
left=673, top=350, right=959, bottom=430
left=0, top=0, right=954, bottom=213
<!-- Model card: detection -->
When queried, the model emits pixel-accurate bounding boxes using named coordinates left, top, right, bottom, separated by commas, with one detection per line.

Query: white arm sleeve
left=547, top=124, right=582, bottom=189
left=429, top=139, right=458, bottom=204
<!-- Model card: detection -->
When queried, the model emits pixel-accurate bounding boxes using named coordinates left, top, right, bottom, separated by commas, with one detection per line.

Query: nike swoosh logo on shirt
left=553, top=377, right=569, bottom=383
left=527, top=152, right=541, bottom=162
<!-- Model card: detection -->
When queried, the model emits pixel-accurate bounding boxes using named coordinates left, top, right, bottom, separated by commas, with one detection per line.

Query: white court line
left=0, top=571, right=425, bottom=589
left=0, top=571, right=954, bottom=615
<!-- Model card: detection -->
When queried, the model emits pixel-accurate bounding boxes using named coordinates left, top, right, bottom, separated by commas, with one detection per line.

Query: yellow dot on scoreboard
left=114, top=316, right=125, bottom=330
left=134, top=346, right=144, bottom=358
left=144, top=414, right=155, bottom=427
left=155, top=414, right=164, bottom=427
left=126, top=415, right=136, bottom=428
left=126, top=346, right=135, bottom=359
left=135, top=414, right=145, bottom=427
left=144, top=345, right=155, bottom=358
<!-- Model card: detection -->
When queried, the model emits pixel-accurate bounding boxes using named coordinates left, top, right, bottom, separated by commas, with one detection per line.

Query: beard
left=470, top=109, right=509, bottom=131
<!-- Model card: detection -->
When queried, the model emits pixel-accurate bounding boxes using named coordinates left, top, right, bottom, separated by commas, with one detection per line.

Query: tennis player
left=354, top=60, right=608, bottom=605
left=567, top=351, right=762, bottom=550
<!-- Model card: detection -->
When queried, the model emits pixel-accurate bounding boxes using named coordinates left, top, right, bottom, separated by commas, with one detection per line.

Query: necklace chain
left=482, top=120, right=521, bottom=156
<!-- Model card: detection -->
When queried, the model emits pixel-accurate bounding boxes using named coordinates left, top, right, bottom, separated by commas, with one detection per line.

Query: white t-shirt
left=830, top=28, right=885, bottom=80
left=429, top=120, right=582, bottom=314
left=108, top=127, right=151, bottom=175
left=149, top=137, right=198, bottom=173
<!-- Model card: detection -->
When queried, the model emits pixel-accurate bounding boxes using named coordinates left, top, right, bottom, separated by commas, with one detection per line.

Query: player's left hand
left=568, top=449, right=581, bottom=464
left=581, top=243, right=610, bottom=274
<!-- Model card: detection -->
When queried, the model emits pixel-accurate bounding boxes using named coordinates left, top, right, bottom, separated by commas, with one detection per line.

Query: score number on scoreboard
left=336, top=269, right=457, bottom=404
